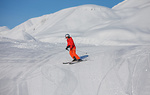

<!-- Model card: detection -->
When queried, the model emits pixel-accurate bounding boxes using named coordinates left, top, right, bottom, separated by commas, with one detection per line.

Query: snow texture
left=0, top=0, right=150, bottom=95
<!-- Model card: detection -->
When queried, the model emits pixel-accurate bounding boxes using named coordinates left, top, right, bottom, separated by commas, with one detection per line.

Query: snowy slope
left=113, top=0, right=150, bottom=32
left=1, top=0, right=150, bottom=95
left=0, top=38, right=150, bottom=95
left=113, top=0, right=150, bottom=9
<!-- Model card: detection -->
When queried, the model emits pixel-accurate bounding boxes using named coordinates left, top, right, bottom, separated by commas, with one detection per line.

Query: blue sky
left=0, top=0, right=124, bottom=29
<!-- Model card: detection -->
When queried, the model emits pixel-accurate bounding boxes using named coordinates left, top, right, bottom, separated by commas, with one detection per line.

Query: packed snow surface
left=0, top=0, right=150, bottom=95
left=0, top=39, right=150, bottom=95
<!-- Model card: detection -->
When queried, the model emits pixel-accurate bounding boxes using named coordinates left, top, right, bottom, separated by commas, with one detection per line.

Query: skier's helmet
left=65, top=34, right=70, bottom=38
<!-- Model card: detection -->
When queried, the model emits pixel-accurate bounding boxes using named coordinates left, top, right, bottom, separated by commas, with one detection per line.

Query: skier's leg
left=69, top=49, right=74, bottom=59
left=72, top=48, right=80, bottom=60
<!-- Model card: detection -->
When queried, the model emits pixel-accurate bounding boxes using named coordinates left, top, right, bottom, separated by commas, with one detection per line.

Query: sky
left=0, top=0, right=124, bottom=29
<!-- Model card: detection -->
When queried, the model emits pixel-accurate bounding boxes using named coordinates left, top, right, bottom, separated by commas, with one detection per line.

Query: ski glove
left=66, top=47, right=68, bottom=50
left=66, top=45, right=70, bottom=50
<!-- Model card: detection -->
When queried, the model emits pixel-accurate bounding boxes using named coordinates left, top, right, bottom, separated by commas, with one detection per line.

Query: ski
left=63, top=59, right=87, bottom=65
left=69, top=60, right=87, bottom=64
left=63, top=55, right=88, bottom=65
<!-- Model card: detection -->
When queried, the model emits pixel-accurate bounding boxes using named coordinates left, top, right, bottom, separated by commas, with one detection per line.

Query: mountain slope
left=113, top=0, right=150, bottom=30
left=2, top=4, right=150, bottom=45
left=113, top=0, right=150, bottom=9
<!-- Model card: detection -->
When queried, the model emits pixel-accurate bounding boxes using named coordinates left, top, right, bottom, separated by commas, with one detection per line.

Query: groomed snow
left=0, top=0, right=150, bottom=95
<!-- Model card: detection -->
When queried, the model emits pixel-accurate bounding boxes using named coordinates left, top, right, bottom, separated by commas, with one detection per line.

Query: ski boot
left=72, top=57, right=77, bottom=62
left=77, top=59, right=83, bottom=62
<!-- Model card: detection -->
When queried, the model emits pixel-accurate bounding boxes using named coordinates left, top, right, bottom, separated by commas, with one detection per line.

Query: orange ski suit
left=66, top=37, right=80, bottom=60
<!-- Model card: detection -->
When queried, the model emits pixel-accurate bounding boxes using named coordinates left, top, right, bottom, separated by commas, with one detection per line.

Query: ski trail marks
left=41, top=65, right=78, bottom=95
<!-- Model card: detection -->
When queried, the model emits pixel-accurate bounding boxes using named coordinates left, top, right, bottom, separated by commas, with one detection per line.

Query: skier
left=65, top=34, right=82, bottom=62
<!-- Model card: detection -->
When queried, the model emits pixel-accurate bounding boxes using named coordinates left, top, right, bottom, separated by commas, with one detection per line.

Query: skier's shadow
left=80, top=55, right=88, bottom=59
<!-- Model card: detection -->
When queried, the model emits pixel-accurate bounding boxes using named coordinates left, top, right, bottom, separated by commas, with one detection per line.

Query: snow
left=0, top=26, right=10, bottom=36
left=0, top=40, right=150, bottom=95
left=1, top=0, right=150, bottom=95
left=0, top=26, right=10, bottom=32
left=112, top=0, right=150, bottom=9
left=2, top=3, right=150, bottom=45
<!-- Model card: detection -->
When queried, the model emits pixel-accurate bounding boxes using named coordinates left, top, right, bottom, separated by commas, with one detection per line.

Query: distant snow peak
left=0, top=26, right=10, bottom=32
